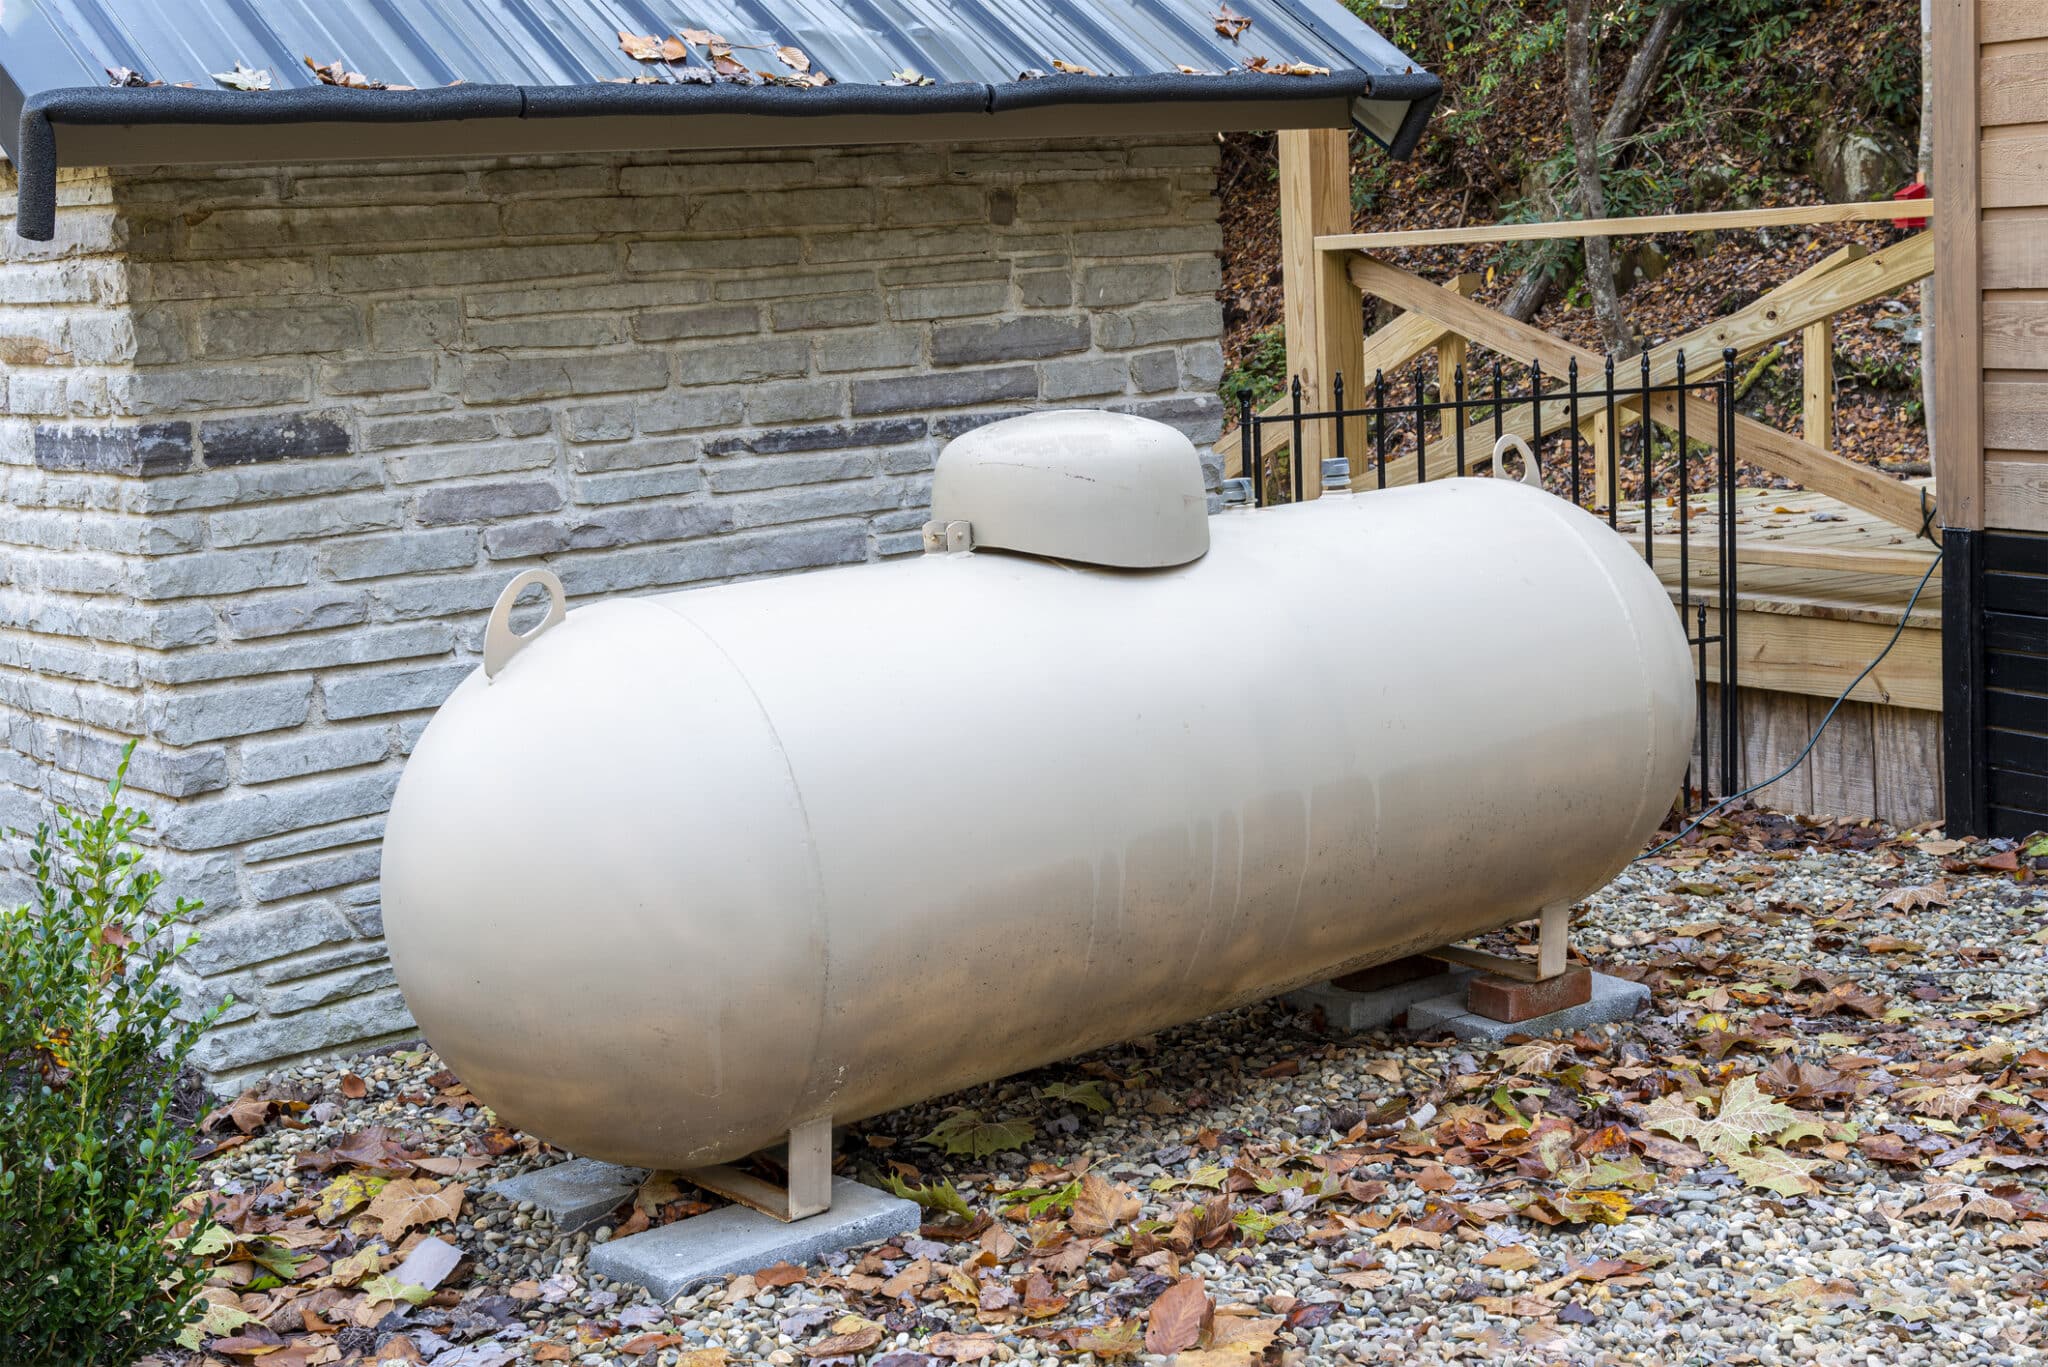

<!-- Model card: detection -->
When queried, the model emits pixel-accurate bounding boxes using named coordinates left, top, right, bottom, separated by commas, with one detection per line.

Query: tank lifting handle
left=1492, top=433, right=1543, bottom=489
left=483, top=568, right=567, bottom=681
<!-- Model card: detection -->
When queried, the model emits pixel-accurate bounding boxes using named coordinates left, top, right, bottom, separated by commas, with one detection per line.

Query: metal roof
left=3, top=0, right=1438, bottom=240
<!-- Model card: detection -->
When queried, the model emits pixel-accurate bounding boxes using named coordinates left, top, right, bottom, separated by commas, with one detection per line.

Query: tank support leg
left=1536, top=901, right=1570, bottom=979
left=680, top=1116, right=835, bottom=1223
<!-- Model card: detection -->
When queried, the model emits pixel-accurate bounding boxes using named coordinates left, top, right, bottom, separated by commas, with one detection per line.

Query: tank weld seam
left=654, top=602, right=838, bottom=1125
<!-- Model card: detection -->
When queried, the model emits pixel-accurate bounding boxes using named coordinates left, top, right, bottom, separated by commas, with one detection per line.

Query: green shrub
left=0, top=743, right=222, bottom=1365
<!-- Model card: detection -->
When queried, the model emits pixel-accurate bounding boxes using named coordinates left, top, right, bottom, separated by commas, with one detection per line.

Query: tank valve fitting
left=1221, top=477, right=1254, bottom=509
left=1321, top=457, right=1353, bottom=495
left=920, top=519, right=974, bottom=555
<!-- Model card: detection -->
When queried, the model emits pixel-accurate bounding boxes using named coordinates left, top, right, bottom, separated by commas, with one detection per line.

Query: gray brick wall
left=0, top=139, right=1226, bottom=1082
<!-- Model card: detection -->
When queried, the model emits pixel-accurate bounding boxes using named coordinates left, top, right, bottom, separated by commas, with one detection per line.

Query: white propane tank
left=382, top=412, right=1695, bottom=1172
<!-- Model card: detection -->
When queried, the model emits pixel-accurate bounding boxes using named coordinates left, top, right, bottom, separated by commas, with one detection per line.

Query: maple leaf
left=1373, top=1224, right=1443, bottom=1250
left=920, top=1110, right=1033, bottom=1158
left=619, top=31, right=685, bottom=62
left=1179, top=1313, right=1282, bottom=1366
left=1214, top=4, right=1253, bottom=40
left=365, top=1178, right=465, bottom=1241
left=1499, top=1040, right=1575, bottom=1073
left=1644, top=1076, right=1799, bottom=1157
left=1069, top=1173, right=1140, bottom=1237
left=1877, top=882, right=1950, bottom=911
left=1727, top=1146, right=1827, bottom=1197
left=1904, top=1182, right=2018, bottom=1225
left=1897, top=1078, right=1986, bottom=1121
left=1480, top=1244, right=1539, bottom=1270
left=1144, top=1276, right=1212, bottom=1355
left=1041, top=1080, right=1112, bottom=1113
left=314, top=1172, right=385, bottom=1224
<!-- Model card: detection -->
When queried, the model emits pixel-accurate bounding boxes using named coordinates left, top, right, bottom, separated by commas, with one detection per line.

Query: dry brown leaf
left=1479, top=1244, right=1539, bottom=1270
left=338, top=1073, right=367, bottom=1099
left=775, top=46, right=812, bottom=73
left=1051, top=59, right=1099, bottom=76
left=1144, top=1275, right=1212, bottom=1355
left=617, top=1333, right=685, bottom=1355
left=1372, top=1224, right=1443, bottom=1251
left=1214, top=4, right=1252, bottom=40
left=806, top=1316, right=884, bottom=1358
left=753, top=1261, right=807, bottom=1288
left=929, top=1331, right=999, bottom=1361
left=1070, top=1174, right=1141, bottom=1238
left=364, top=1179, right=464, bottom=1241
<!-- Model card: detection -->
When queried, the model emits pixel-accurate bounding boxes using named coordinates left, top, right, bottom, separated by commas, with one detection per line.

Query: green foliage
left=0, top=744, right=222, bottom=1365
left=877, top=1173, right=976, bottom=1223
left=918, top=1109, right=1035, bottom=1159
left=1039, top=1080, right=1113, bottom=1114
left=1221, top=325, right=1288, bottom=413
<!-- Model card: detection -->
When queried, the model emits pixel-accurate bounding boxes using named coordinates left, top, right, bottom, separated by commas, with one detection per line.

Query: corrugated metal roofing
left=3, top=0, right=1438, bottom=239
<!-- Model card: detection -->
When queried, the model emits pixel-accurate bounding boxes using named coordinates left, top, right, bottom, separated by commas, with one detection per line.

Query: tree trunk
left=1502, top=0, right=1690, bottom=324
left=1917, top=0, right=1937, bottom=451
left=1566, top=0, right=1632, bottom=355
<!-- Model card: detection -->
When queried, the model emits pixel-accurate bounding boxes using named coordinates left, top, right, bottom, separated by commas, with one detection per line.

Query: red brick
left=1467, top=966, right=1592, bottom=1023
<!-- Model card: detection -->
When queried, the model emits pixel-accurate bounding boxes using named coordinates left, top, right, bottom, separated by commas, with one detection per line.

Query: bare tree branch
left=1567, top=0, right=1633, bottom=356
left=1501, top=0, right=1691, bottom=325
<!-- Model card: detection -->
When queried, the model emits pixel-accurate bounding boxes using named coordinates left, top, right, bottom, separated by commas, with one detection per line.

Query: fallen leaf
left=617, top=1333, right=685, bottom=1354
left=365, top=1179, right=465, bottom=1241
left=1144, top=1276, right=1212, bottom=1355
left=1727, top=1147, right=1827, bottom=1197
left=775, top=46, right=812, bottom=73
left=1051, top=59, right=1099, bottom=76
left=806, top=1315, right=884, bottom=1357
left=212, top=61, right=272, bottom=91
left=1070, top=1173, right=1141, bottom=1237
left=1214, top=4, right=1253, bottom=40
left=929, top=1331, right=998, bottom=1360
left=1479, top=1244, right=1539, bottom=1270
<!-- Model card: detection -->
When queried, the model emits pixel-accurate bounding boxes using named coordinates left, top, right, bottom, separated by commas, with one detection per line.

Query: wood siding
left=1956, top=3, right=2048, bottom=531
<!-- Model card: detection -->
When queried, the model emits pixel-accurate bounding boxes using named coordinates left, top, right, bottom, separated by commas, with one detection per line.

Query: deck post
left=1803, top=315, right=1834, bottom=450
left=1278, top=128, right=1365, bottom=499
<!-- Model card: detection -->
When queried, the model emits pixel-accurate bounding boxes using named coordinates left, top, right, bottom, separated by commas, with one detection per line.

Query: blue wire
left=1638, top=546, right=1946, bottom=861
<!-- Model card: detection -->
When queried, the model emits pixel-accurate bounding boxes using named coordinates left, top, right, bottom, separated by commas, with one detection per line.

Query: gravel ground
left=167, top=809, right=2048, bottom=1367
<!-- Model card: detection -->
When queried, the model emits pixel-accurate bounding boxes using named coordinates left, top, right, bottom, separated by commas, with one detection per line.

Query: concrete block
left=588, top=1178, right=918, bottom=1300
left=1407, top=972, right=1651, bottom=1044
left=492, top=1158, right=646, bottom=1234
left=1286, top=967, right=1474, bottom=1034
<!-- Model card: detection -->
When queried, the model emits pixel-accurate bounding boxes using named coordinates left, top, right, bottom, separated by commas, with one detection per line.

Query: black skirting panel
left=1960, top=529, right=2048, bottom=839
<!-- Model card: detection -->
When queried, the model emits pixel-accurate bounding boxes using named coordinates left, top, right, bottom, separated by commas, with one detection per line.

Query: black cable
left=1638, top=546, right=1945, bottom=861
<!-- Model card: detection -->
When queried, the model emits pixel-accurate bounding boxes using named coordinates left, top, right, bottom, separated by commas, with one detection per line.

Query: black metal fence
left=1234, top=347, right=1744, bottom=815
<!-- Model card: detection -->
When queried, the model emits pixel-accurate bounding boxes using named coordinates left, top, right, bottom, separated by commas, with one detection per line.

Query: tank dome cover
left=930, top=411, right=1211, bottom=568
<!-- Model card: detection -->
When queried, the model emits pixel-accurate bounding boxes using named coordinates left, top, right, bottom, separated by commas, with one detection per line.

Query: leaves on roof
left=885, top=68, right=936, bottom=87
left=619, top=31, right=689, bottom=63
left=1050, top=59, right=1100, bottom=76
left=1241, top=55, right=1331, bottom=77
left=1215, top=4, right=1254, bottom=41
left=618, top=28, right=830, bottom=88
left=105, top=66, right=161, bottom=88
left=304, top=56, right=414, bottom=91
left=210, top=61, right=272, bottom=91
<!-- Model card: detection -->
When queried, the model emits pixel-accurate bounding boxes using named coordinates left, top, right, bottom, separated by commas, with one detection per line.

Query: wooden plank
left=1937, top=0, right=1985, bottom=529
left=1983, top=0, right=2048, bottom=44
left=1745, top=687, right=1816, bottom=815
left=1982, top=211, right=2048, bottom=289
left=1873, top=704, right=1945, bottom=827
left=1279, top=128, right=1363, bottom=498
left=1807, top=697, right=1879, bottom=820
left=1981, top=51, right=2048, bottom=127
left=1733, top=543, right=1941, bottom=576
left=1984, top=382, right=2048, bottom=451
left=1986, top=455, right=2048, bottom=531
left=1316, top=199, right=1937, bottom=253
left=1981, top=132, right=2048, bottom=210
left=1348, top=251, right=1934, bottom=530
left=1982, top=297, right=2048, bottom=368
left=1696, top=606, right=1945, bottom=709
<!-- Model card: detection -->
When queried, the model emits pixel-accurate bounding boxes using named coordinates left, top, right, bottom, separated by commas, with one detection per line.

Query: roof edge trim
left=13, top=68, right=1442, bottom=240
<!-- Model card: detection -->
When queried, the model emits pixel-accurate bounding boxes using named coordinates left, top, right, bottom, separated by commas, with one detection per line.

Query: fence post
left=1278, top=128, right=1366, bottom=499
left=1803, top=314, right=1835, bottom=450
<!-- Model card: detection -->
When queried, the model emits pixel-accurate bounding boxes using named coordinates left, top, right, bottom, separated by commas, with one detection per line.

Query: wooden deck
left=1613, top=481, right=1945, bottom=824
left=1614, top=481, right=1942, bottom=710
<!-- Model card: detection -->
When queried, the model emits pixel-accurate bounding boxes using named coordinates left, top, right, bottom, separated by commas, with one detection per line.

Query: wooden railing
left=1221, top=194, right=1939, bottom=557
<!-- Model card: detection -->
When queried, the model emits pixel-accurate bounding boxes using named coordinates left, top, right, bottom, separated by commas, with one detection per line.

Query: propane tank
left=381, top=412, right=1694, bottom=1171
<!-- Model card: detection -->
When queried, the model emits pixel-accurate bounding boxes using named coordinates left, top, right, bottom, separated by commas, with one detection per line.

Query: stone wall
left=0, top=138, right=1226, bottom=1081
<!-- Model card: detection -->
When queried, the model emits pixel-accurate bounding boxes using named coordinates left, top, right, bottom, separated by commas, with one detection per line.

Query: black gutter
left=14, top=66, right=1440, bottom=240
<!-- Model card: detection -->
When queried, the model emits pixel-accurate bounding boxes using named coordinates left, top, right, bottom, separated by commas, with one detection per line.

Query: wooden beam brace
left=1346, top=253, right=1930, bottom=530
left=1318, top=199, right=1938, bottom=253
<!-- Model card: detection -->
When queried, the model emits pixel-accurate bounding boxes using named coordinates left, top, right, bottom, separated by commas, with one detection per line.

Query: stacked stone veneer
left=0, top=138, right=1226, bottom=1081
